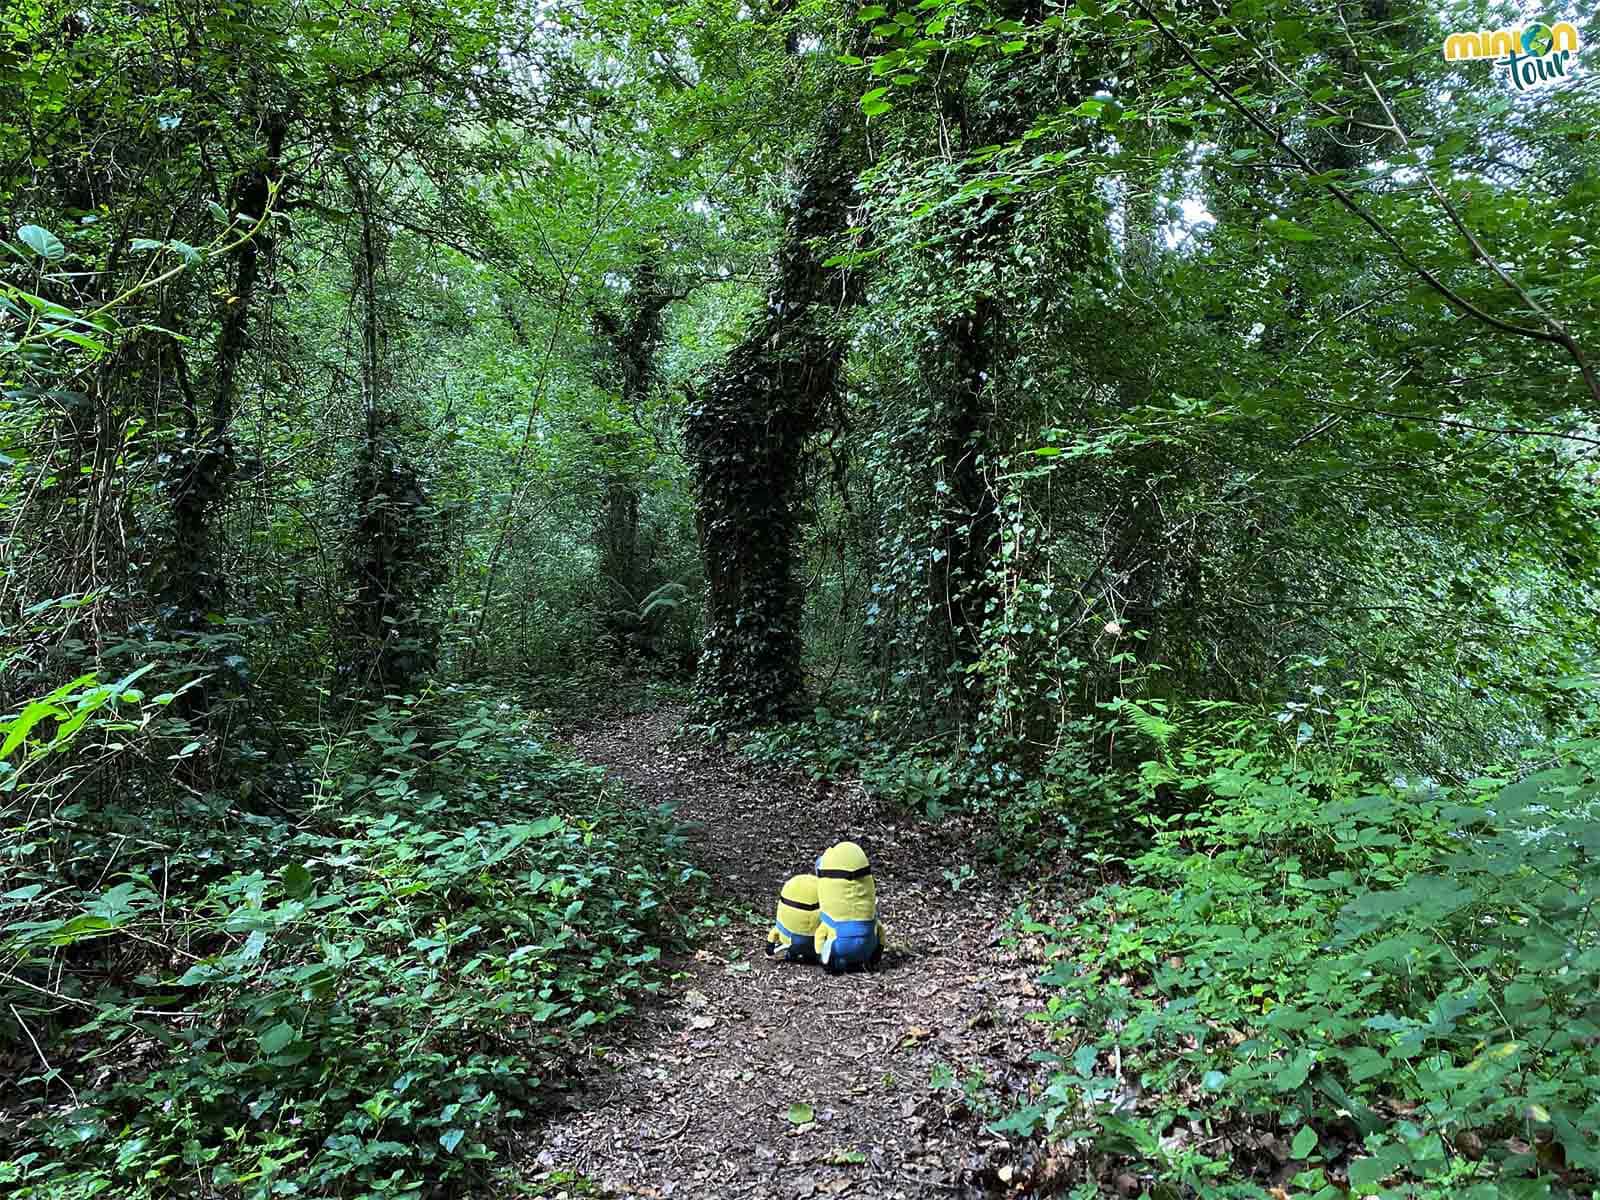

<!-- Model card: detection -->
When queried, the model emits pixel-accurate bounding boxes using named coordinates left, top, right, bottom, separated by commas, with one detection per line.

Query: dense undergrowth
left=0, top=679, right=704, bottom=1199
left=1011, top=703, right=1600, bottom=1199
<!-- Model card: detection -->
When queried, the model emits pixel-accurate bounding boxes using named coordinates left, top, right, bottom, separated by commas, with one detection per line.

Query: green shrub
left=1005, top=706, right=1600, bottom=1199
left=1, top=682, right=703, bottom=1199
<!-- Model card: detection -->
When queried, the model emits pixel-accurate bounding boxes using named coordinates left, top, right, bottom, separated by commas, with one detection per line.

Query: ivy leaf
left=1347, top=1156, right=1388, bottom=1188
left=987, top=1104, right=1045, bottom=1134
left=17, top=225, right=65, bottom=261
left=439, top=1128, right=465, bottom=1153
left=787, top=1102, right=814, bottom=1124
left=1290, top=1125, right=1317, bottom=1158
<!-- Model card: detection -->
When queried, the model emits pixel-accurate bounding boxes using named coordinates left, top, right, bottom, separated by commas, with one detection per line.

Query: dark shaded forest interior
left=2, top=1, right=1598, bottom=1197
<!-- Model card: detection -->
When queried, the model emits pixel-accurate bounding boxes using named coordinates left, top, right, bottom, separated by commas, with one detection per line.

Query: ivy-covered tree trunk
left=337, top=156, right=443, bottom=694
left=160, top=113, right=286, bottom=639
left=684, top=110, right=862, bottom=725
left=920, top=12, right=1048, bottom=705
left=926, top=297, right=1002, bottom=692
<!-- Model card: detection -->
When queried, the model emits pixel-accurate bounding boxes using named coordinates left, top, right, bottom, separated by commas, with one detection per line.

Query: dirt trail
left=530, top=709, right=1074, bottom=1199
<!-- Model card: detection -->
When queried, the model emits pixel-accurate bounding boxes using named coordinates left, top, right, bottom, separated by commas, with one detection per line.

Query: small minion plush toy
left=813, top=840, right=884, bottom=974
left=765, top=874, right=821, bottom=962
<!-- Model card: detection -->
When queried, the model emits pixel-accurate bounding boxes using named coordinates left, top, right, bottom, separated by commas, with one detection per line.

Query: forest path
left=529, top=708, right=1072, bottom=1199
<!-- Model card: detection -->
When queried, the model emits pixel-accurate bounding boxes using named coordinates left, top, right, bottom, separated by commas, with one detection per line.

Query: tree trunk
left=337, top=155, right=443, bottom=694
left=684, top=107, right=863, bottom=725
left=160, top=111, right=287, bottom=717
left=591, top=259, right=673, bottom=644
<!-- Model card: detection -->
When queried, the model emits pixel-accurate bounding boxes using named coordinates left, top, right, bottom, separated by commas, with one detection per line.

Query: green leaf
left=1264, top=217, right=1321, bottom=242
left=439, top=1128, right=465, bottom=1153
left=51, top=913, right=115, bottom=944
left=861, top=87, right=893, bottom=117
left=1, top=700, right=63, bottom=759
left=177, top=962, right=218, bottom=986
left=988, top=1104, right=1045, bottom=1134
left=1347, top=1156, right=1388, bottom=1189
left=18, top=225, right=65, bottom=261
left=258, top=1021, right=296, bottom=1054
left=1291, top=1125, right=1318, bottom=1158
left=525, top=815, right=564, bottom=838
left=282, top=862, right=313, bottom=900
left=787, top=1102, right=814, bottom=1124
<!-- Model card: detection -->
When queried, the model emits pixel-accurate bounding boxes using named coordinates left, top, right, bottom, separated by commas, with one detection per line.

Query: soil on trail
left=531, top=709, right=1076, bottom=1200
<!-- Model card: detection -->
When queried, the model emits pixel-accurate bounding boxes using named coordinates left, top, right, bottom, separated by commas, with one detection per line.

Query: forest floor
left=525, top=708, right=1082, bottom=1200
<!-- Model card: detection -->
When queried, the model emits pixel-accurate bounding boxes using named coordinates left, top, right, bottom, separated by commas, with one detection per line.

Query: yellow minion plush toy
left=765, top=873, right=821, bottom=963
left=813, top=841, right=884, bottom=974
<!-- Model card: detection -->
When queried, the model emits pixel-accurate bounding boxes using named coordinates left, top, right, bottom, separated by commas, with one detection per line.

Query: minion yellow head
left=814, top=841, right=876, bottom=921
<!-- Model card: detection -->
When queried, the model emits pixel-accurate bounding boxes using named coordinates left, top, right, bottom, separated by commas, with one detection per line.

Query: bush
left=1004, top=704, right=1600, bottom=1199
left=1, top=681, right=703, bottom=1198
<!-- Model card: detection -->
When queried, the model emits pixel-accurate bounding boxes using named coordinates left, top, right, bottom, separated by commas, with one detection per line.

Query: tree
left=685, top=86, right=865, bottom=725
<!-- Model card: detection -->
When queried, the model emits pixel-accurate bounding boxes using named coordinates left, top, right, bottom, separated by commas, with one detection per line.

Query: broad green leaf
left=1264, top=217, right=1320, bottom=242
left=17, top=225, right=64, bottom=261
left=1, top=700, right=67, bottom=760
left=282, top=862, right=313, bottom=900
left=861, top=87, right=893, bottom=117
left=258, top=1021, right=296, bottom=1054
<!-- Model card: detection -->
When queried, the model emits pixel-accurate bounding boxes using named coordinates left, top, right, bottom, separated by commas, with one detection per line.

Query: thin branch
left=1359, top=69, right=1600, bottom=405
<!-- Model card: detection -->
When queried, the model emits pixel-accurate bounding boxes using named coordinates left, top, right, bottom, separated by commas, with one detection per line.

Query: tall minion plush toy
left=765, top=874, right=821, bottom=963
left=813, top=841, right=884, bottom=974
